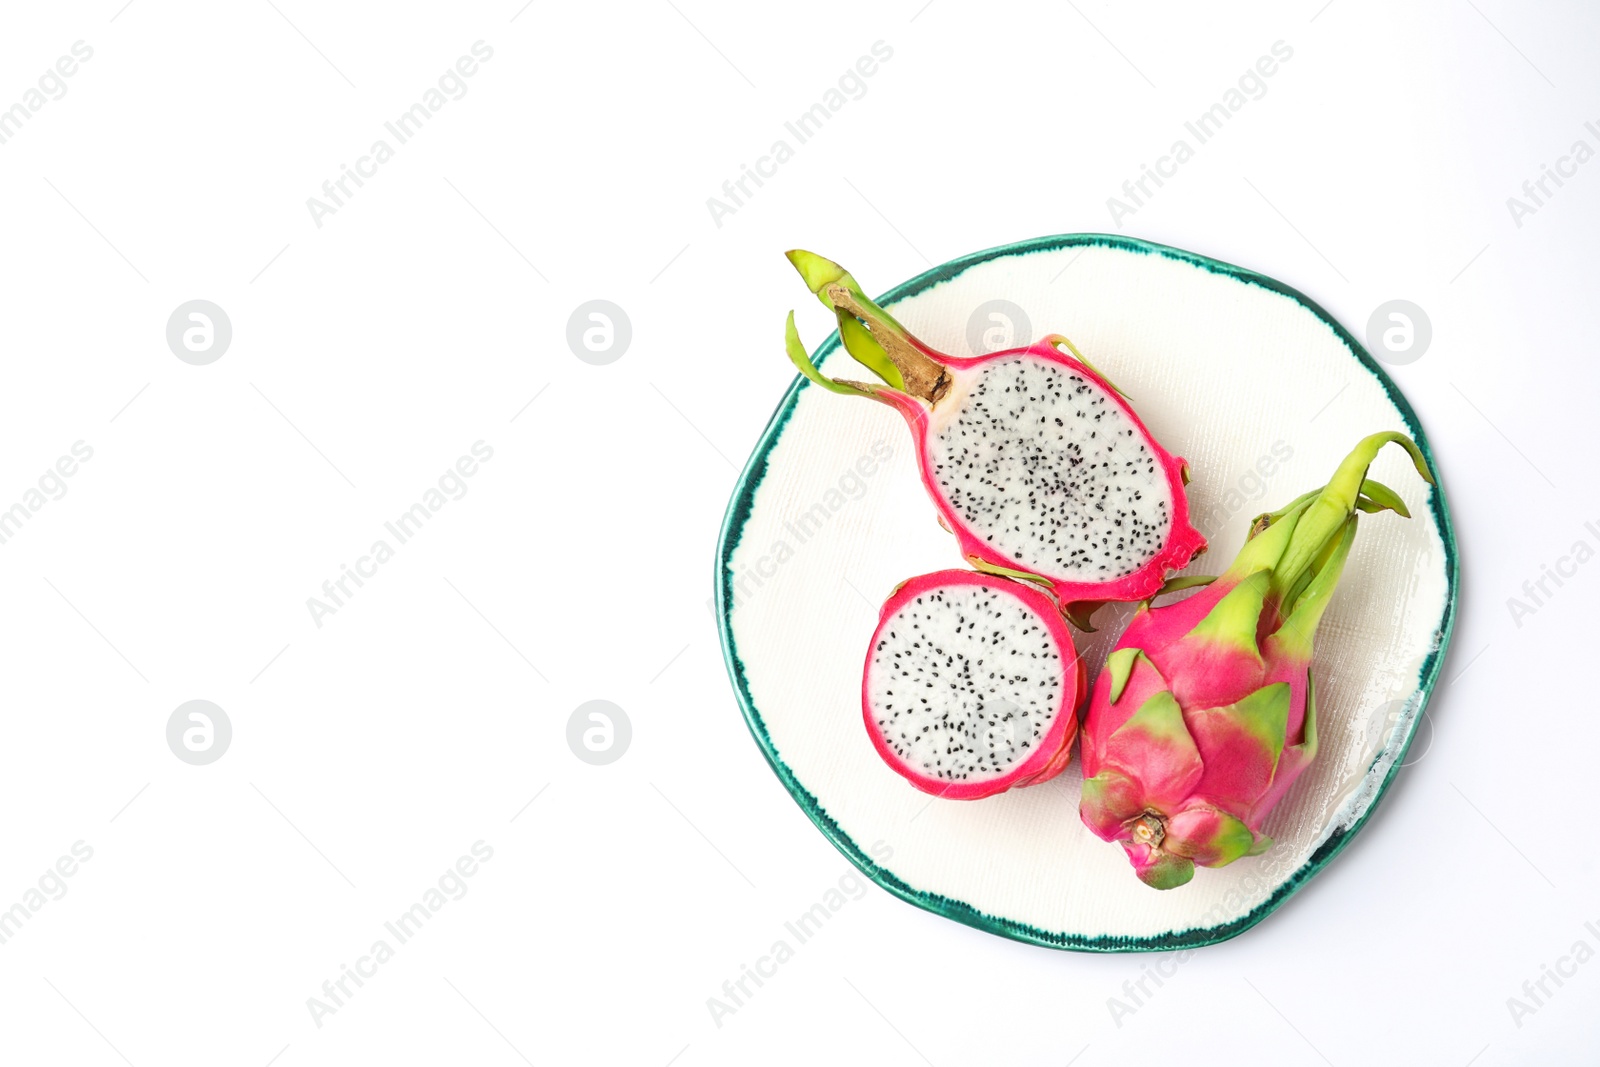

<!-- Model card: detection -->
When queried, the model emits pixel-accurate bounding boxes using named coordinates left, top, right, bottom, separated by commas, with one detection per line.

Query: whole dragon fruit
left=863, top=570, right=1085, bottom=799
left=1078, top=432, right=1434, bottom=889
left=784, top=250, right=1204, bottom=620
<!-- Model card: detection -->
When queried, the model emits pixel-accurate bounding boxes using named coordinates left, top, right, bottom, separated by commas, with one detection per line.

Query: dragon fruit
left=863, top=570, right=1085, bottom=799
left=1078, top=432, right=1434, bottom=888
left=785, top=250, right=1204, bottom=621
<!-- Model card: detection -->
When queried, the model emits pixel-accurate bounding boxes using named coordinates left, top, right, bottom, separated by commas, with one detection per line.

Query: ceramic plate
left=715, top=235, right=1457, bottom=951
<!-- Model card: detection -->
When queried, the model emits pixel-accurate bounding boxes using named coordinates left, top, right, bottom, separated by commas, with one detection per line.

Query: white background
left=0, top=1, right=1594, bottom=1065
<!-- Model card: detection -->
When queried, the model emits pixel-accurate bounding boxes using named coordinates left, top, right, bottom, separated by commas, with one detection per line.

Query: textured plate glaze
left=715, top=235, right=1457, bottom=951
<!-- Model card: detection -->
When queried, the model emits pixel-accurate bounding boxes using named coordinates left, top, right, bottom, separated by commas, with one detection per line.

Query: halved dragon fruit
left=862, top=570, right=1085, bottom=799
left=784, top=251, right=1205, bottom=622
left=1078, top=432, right=1435, bottom=888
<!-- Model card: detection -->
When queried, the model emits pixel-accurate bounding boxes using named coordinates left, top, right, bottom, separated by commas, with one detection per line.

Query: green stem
left=785, top=312, right=874, bottom=399
left=1250, top=490, right=1319, bottom=538
left=1271, top=516, right=1359, bottom=659
left=1355, top=477, right=1410, bottom=518
left=965, top=554, right=1055, bottom=589
left=1043, top=334, right=1130, bottom=399
left=1229, top=497, right=1313, bottom=580
left=786, top=250, right=949, bottom=402
left=1270, top=432, right=1430, bottom=602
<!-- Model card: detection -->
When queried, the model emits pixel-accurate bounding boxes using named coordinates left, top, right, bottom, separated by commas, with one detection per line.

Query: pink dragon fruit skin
left=1079, top=432, right=1435, bottom=889
left=861, top=569, right=1086, bottom=800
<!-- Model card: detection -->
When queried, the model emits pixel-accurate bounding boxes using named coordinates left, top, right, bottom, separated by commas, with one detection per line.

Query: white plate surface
left=717, top=236, right=1455, bottom=950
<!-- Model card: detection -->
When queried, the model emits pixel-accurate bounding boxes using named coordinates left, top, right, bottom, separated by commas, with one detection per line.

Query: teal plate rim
left=713, top=233, right=1460, bottom=953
